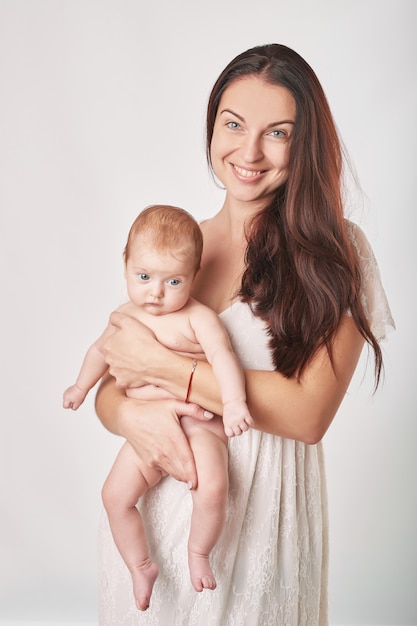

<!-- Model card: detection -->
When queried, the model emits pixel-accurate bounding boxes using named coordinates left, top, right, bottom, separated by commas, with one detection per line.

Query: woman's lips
left=233, top=164, right=264, bottom=178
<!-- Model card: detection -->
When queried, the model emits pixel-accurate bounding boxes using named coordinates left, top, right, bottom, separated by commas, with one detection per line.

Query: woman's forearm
left=147, top=316, right=365, bottom=444
left=142, top=346, right=317, bottom=439
left=146, top=348, right=224, bottom=416
left=149, top=355, right=307, bottom=438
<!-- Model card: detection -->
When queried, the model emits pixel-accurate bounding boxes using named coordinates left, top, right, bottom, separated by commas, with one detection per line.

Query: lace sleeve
left=346, top=221, right=395, bottom=342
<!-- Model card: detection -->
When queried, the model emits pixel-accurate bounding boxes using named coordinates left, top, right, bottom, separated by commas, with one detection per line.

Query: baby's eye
left=139, top=273, right=149, bottom=281
left=168, top=278, right=180, bottom=286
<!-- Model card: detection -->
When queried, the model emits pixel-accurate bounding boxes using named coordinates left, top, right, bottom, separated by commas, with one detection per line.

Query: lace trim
left=346, top=220, right=395, bottom=341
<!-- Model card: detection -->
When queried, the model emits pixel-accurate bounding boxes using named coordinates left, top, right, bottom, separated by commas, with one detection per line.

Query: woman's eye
left=226, top=121, right=240, bottom=130
left=169, top=279, right=180, bottom=286
left=269, top=129, right=286, bottom=138
left=139, top=273, right=149, bottom=281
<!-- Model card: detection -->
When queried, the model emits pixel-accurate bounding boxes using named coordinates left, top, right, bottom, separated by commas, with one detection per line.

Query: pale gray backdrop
left=0, top=1, right=415, bottom=625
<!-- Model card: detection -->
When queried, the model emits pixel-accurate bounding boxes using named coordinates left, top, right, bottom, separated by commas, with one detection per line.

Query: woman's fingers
left=120, top=398, right=212, bottom=488
left=104, top=313, right=159, bottom=387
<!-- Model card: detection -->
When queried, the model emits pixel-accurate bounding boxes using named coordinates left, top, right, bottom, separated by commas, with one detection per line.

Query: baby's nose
left=150, top=282, right=164, bottom=298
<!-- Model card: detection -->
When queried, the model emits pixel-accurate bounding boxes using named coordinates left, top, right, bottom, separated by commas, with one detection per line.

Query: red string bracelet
left=185, top=359, right=198, bottom=403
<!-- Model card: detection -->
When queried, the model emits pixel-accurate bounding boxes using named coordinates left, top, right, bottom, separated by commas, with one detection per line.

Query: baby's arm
left=190, top=305, right=254, bottom=437
left=63, top=323, right=116, bottom=410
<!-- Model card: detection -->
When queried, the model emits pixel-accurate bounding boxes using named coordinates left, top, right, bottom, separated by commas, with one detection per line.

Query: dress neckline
left=218, top=300, right=242, bottom=318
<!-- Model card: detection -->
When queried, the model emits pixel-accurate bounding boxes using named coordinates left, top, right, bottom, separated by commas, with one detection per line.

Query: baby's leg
left=101, top=441, right=162, bottom=611
left=181, top=416, right=228, bottom=592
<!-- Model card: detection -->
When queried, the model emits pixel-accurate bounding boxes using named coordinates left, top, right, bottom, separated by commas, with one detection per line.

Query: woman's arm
left=103, top=312, right=365, bottom=445
left=244, top=314, right=365, bottom=443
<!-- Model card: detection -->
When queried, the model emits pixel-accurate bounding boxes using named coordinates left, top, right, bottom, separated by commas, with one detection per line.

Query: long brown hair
left=206, top=44, right=382, bottom=385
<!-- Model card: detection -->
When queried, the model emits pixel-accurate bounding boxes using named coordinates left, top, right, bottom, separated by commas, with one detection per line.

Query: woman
left=96, top=44, right=394, bottom=625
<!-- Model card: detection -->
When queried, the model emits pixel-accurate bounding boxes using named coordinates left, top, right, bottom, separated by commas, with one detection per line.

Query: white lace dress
left=97, top=223, right=394, bottom=626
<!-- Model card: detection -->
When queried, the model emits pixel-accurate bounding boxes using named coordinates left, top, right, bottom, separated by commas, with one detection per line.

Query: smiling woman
left=95, top=44, right=394, bottom=625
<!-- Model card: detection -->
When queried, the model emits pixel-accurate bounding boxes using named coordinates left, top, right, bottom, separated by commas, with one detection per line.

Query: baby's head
left=123, top=205, right=203, bottom=315
left=124, top=205, right=203, bottom=272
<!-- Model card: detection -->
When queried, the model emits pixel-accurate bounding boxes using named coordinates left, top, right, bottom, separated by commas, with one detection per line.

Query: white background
left=0, top=1, right=415, bottom=624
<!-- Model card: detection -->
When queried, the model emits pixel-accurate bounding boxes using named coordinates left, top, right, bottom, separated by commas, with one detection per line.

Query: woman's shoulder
left=344, top=219, right=395, bottom=341
left=344, top=219, right=372, bottom=256
left=344, top=219, right=384, bottom=269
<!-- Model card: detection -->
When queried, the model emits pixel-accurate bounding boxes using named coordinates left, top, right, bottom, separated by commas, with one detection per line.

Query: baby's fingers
left=245, top=415, right=254, bottom=427
left=225, top=423, right=242, bottom=438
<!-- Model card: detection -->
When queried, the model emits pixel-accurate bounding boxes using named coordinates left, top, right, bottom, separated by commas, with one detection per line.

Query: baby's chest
left=151, top=317, right=201, bottom=355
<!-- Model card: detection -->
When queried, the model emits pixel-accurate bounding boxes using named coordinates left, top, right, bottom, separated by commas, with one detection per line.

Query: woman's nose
left=242, top=133, right=263, bottom=162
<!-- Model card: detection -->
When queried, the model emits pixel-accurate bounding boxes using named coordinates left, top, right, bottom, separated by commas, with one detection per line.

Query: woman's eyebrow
left=219, top=108, right=295, bottom=127
left=219, top=108, right=245, bottom=120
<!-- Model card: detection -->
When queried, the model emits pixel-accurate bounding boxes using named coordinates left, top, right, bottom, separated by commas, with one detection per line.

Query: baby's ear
left=123, top=249, right=128, bottom=277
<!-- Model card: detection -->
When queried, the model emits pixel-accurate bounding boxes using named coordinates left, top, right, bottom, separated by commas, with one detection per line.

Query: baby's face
left=125, top=236, right=195, bottom=316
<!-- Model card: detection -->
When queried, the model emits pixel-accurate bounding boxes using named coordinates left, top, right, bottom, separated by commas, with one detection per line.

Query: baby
left=63, top=205, right=253, bottom=611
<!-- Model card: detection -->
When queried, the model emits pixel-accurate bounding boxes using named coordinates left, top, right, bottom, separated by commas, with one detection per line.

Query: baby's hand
left=223, top=400, right=254, bottom=437
left=63, top=384, right=87, bottom=410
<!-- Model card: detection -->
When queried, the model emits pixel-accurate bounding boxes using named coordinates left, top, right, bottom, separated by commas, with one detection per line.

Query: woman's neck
left=214, top=195, right=267, bottom=244
left=192, top=205, right=249, bottom=313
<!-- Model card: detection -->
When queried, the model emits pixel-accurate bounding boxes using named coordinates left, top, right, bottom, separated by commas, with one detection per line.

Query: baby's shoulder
left=116, top=301, right=143, bottom=319
left=186, top=299, right=226, bottom=335
left=187, top=297, right=218, bottom=318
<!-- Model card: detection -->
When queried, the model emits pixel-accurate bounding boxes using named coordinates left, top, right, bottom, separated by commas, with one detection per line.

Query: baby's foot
left=188, top=552, right=216, bottom=592
left=130, top=559, right=159, bottom=611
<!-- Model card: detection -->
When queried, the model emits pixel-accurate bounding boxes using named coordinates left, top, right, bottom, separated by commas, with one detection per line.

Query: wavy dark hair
left=206, top=44, right=382, bottom=386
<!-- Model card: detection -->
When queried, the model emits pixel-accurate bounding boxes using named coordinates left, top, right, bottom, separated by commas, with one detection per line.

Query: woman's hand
left=103, top=311, right=164, bottom=389
left=117, top=393, right=213, bottom=488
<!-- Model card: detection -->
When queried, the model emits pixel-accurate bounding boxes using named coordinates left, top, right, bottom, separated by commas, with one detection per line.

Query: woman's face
left=210, top=76, right=296, bottom=206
